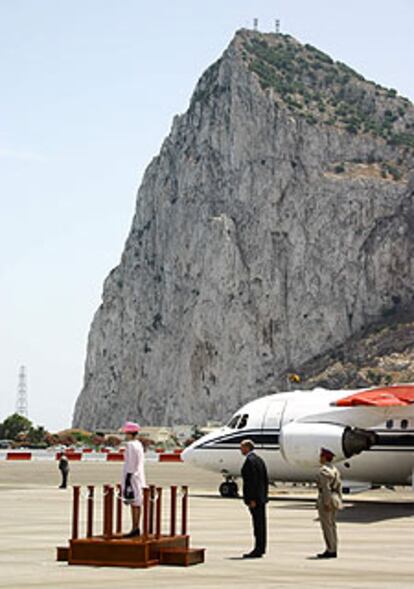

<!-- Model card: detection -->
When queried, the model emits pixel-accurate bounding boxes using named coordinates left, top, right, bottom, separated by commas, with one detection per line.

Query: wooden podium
left=57, top=484, right=205, bottom=568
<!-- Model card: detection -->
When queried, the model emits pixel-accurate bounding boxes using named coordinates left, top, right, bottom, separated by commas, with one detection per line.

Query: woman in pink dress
left=121, top=421, right=146, bottom=537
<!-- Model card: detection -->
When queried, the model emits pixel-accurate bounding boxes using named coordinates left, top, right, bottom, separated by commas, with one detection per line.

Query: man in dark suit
left=58, top=454, right=69, bottom=489
left=240, top=439, right=269, bottom=558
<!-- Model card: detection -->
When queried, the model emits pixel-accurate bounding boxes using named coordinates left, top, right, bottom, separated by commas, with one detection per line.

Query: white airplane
left=182, top=385, right=414, bottom=497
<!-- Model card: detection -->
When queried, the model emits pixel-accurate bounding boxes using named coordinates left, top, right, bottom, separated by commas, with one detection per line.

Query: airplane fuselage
left=182, top=389, right=414, bottom=487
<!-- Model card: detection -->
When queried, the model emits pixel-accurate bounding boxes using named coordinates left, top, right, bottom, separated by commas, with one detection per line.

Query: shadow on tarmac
left=337, top=501, right=414, bottom=523
left=191, top=494, right=414, bottom=523
left=271, top=500, right=414, bottom=523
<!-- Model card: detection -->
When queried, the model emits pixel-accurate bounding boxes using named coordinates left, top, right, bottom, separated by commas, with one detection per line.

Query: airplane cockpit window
left=386, top=419, right=394, bottom=430
left=227, top=415, right=241, bottom=429
left=237, top=414, right=249, bottom=429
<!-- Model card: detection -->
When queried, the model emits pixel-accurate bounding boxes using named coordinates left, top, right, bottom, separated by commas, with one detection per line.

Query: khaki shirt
left=316, top=463, right=343, bottom=510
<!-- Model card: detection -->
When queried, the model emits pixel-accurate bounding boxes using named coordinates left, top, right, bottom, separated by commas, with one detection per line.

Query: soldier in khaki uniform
left=316, top=447, right=343, bottom=559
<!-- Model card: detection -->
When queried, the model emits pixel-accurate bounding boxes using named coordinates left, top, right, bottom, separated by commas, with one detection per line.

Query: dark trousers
left=60, top=470, right=68, bottom=488
left=249, top=503, right=267, bottom=554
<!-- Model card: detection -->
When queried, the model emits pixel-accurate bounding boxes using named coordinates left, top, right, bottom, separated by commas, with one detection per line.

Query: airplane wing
left=296, top=384, right=414, bottom=429
left=281, top=385, right=414, bottom=469
left=335, top=385, right=414, bottom=407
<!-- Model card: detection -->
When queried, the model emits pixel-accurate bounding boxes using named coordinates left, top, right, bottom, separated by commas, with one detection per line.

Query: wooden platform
left=58, top=534, right=201, bottom=568
left=56, top=483, right=206, bottom=569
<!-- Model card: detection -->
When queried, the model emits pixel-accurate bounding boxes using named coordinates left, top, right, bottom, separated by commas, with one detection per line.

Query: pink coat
left=122, top=440, right=146, bottom=507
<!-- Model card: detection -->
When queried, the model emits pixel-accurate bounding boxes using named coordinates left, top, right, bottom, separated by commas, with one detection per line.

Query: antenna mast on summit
left=253, top=18, right=258, bottom=31
left=275, top=19, right=280, bottom=34
left=16, top=365, right=28, bottom=418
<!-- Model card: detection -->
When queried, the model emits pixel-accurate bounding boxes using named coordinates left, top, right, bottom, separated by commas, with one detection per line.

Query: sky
left=0, top=0, right=413, bottom=432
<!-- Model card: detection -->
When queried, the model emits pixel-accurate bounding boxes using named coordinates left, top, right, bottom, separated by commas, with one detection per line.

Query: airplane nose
left=181, top=445, right=195, bottom=464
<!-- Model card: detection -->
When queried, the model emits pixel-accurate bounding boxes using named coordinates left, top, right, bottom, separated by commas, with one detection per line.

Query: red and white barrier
left=159, top=453, right=183, bottom=463
left=56, top=452, right=82, bottom=461
left=6, top=452, right=32, bottom=461
left=0, top=449, right=183, bottom=463
left=105, top=453, right=124, bottom=462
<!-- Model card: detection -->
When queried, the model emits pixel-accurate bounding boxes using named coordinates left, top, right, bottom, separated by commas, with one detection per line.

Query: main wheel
left=219, top=481, right=239, bottom=498
left=219, top=482, right=232, bottom=497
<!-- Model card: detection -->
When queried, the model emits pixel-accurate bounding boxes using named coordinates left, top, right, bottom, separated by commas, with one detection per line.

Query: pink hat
left=122, top=421, right=141, bottom=433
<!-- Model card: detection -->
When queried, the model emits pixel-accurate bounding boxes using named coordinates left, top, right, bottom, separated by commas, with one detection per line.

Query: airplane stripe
left=206, top=429, right=279, bottom=441
left=375, top=434, right=414, bottom=447
left=195, top=445, right=280, bottom=450
left=197, top=430, right=414, bottom=450
left=368, top=448, right=414, bottom=453
left=191, top=445, right=413, bottom=453
left=199, top=431, right=280, bottom=448
left=374, top=430, right=414, bottom=434
left=212, top=434, right=280, bottom=446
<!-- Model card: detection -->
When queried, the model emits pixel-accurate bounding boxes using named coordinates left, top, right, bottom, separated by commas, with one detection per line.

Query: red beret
left=320, top=447, right=335, bottom=460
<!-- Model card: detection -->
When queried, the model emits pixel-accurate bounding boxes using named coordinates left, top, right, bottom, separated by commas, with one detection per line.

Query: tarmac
left=0, top=461, right=413, bottom=589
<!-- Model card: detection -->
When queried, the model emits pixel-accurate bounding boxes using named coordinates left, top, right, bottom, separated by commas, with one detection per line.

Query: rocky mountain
left=73, top=29, right=414, bottom=430
left=299, top=309, right=414, bottom=390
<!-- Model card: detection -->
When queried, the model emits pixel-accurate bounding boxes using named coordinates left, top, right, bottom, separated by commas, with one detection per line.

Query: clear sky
left=0, top=0, right=413, bottom=432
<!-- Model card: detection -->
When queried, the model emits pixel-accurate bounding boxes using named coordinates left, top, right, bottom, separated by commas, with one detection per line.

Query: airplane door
left=262, top=399, right=286, bottom=448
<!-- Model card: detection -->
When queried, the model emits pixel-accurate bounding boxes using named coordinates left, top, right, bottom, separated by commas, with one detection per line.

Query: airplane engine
left=279, top=422, right=378, bottom=468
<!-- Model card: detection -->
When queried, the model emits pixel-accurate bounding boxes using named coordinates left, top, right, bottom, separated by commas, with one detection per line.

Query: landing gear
left=219, top=479, right=239, bottom=498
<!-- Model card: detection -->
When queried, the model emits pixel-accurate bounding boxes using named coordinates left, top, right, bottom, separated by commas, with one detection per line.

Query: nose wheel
left=219, top=480, right=239, bottom=498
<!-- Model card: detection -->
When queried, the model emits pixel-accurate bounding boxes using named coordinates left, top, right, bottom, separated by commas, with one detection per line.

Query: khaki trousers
left=318, top=505, right=338, bottom=553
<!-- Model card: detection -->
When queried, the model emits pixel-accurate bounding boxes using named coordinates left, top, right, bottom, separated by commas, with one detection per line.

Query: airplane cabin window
left=237, top=414, right=249, bottom=429
left=227, top=415, right=241, bottom=429
left=385, top=419, right=394, bottom=430
left=400, top=419, right=408, bottom=430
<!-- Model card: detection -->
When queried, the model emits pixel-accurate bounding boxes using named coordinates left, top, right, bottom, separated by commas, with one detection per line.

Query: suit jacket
left=241, top=452, right=269, bottom=505
left=58, top=457, right=69, bottom=472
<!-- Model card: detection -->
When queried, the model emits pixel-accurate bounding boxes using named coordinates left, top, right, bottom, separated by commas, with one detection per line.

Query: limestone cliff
left=73, top=30, right=414, bottom=429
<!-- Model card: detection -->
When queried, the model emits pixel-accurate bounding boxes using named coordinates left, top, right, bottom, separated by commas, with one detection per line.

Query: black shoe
left=317, top=551, right=337, bottom=559
left=243, top=551, right=263, bottom=559
left=123, top=528, right=141, bottom=538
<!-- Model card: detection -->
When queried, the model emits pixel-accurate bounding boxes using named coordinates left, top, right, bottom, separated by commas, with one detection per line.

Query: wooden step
left=149, top=534, right=188, bottom=560
left=56, top=546, right=69, bottom=562
left=159, top=547, right=205, bottom=566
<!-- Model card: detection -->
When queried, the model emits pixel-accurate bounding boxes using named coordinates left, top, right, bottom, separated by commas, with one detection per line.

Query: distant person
left=121, top=421, right=146, bottom=538
left=58, top=454, right=69, bottom=489
left=240, top=439, right=269, bottom=558
left=316, top=447, right=343, bottom=559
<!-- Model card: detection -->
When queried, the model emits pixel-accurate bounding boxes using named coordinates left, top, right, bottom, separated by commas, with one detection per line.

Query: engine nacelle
left=279, top=422, right=377, bottom=468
